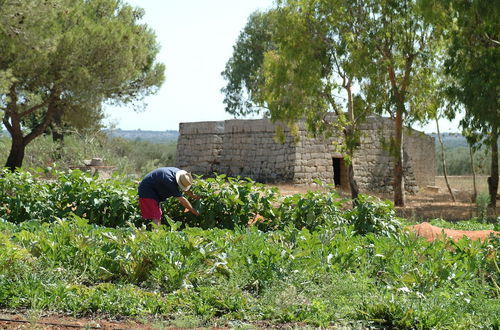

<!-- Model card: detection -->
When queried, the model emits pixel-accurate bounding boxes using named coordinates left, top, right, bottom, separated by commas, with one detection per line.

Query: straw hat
left=176, top=170, right=193, bottom=191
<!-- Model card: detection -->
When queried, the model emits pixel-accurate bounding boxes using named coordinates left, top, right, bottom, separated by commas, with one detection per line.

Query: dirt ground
left=0, top=311, right=153, bottom=329
left=407, top=222, right=499, bottom=242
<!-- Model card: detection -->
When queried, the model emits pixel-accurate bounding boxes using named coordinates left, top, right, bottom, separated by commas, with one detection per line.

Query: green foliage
left=345, top=195, right=402, bottom=237
left=0, top=217, right=498, bottom=327
left=0, top=168, right=141, bottom=226
left=432, top=0, right=499, bottom=136
left=475, top=192, right=491, bottom=222
left=275, top=190, right=347, bottom=231
left=162, top=175, right=280, bottom=230
left=435, top=145, right=492, bottom=175
left=0, top=0, right=165, bottom=169
left=429, top=218, right=496, bottom=231
left=0, top=169, right=404, bottom=236
left=0, top=169, right=498, bottom=327
left=221, top=11, right=276, bottom=117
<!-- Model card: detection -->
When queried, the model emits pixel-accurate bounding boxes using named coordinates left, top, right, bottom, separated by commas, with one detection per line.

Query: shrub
left=475, top=192, right=491, bottom=222
left=0, top=169, right=406, bottom=237
left=162, top=175, right=280, bottom=230
left=275, top=190, right=347, bottom=231
left=344, top=195, right=402, bottom=237
left=0, top=168, right=141, bottom=226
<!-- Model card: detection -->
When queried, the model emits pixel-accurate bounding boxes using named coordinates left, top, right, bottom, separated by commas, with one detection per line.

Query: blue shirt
left=138, top=167, right=182, bottom=202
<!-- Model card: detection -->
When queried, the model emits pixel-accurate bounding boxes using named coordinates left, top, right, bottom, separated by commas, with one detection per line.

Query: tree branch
left=401, top=53, right=415, bottom=94
left=485, top=33, right=500, bottom=46
left=24, top=91, right=59, bottom=145
left=2, top=115, right=13, bottom=134
left=19, top=100, right=49, bottom=118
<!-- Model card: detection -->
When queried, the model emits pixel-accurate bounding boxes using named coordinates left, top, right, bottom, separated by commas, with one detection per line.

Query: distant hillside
left=429, top=133, right=468, bottom=148
left=105, top=129, right=178, bottom=143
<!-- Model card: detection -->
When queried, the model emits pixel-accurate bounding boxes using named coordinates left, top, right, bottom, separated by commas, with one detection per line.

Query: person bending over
left=138, top=167, right=200, bottom=226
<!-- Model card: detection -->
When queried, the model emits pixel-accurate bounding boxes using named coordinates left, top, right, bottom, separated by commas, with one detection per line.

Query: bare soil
left=0, top=311, right=153, bottom=329
left=407, top=222, right=499, bottom=242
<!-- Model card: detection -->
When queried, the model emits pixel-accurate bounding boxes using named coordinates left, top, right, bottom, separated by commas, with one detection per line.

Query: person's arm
left=185, top=190, right=201, bottom=200
left=176, top=196, right=200, bottom=216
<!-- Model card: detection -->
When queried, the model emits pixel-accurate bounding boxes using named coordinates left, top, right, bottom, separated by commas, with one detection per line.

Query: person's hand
left=192, top=194, right=201, bottom=200
left=184, top=207, right=199, bottom=216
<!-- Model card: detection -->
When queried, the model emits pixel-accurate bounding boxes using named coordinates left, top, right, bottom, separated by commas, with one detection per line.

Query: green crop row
left=0, top=217, right=498, bottom=328
left=0, top=169, right=401, bottom=236
left=0, top=168, right=141, bottom=227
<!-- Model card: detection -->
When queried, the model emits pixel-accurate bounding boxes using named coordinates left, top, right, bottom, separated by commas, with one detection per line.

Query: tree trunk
left=436, top=117, right=456, bottom=202
left=345, top=82, right=360, bottom=203
left=386, top=60, right=411, bottom=207
left=488, top=125, right=498, bottom=209
left=348, top=161, right=359, bottom=200
left=469, top=145, right=478, bottom=202
left=50, top=107, right=64, bottom=160
left=3, top=86, right=59, bottom=170
left=51, top=106, right=64, bottom=143
left=5, top=132, right=26, bottom=171
left=393, top=108, right=405, bottom=206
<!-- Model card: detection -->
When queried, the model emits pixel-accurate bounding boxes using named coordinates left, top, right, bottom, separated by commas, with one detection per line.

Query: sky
left=104, top=0, right=461, bottom=134
left=104, top=0, right=274, bottom=131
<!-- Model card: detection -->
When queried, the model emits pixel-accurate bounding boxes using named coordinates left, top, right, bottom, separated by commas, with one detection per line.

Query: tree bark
left=386, top=58, right=412, bottom=207
left=348, top=161, right=359, bottom=200
left=51, top=108, right=64, bottom=143
left=436, top=117, right=456, bottom=202
left=4, top=86, right=59, bottom=170
left=345, top=82, right=360, bottom=203
left=488, top=124, right=498, bottom=209
left=5, top=131, right=26, bottom=172
left=50, top=105, right=65, bottom=160
left=393, top=108, right=405, bottom=206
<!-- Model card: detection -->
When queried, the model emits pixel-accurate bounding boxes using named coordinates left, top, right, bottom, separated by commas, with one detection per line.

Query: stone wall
left=292, top=132, right=337, bottom=185
left=175, top=121, right=224, bottom=174
left=176, top=117, right=435, bottom=193
left=219, top=119, right=296, bottom=182
left=353, top=116, right=397, bottom=193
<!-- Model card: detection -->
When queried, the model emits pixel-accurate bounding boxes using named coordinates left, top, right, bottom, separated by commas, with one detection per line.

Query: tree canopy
left=423, top=0, right=499, bottom=207
left=222, top=0, right=440, bottom=206
left=0, top=0, right=165, bottom=170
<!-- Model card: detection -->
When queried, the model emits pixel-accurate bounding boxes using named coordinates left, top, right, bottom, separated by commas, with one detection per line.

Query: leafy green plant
left=163, top=175, right=280, bottom=230
left=345, top=195, right=402, bottom=237
left=0, top=168, right=141, bottom=226
left=0, top=216, right=498, bottom=327
left=430, top=218, right=495, bottom=231
left=275, top=190, right=347, bottom=231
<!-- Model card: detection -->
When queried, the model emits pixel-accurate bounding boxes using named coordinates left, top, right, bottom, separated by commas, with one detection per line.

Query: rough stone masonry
left=176, top=115, right=435, bottom=194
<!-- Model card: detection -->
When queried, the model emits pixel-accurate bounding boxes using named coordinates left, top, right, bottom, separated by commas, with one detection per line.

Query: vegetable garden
left=0, top=169, right=499, bottom=328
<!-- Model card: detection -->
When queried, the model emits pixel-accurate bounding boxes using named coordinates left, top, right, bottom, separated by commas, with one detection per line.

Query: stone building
left=175, top=116, right=435, bottom=194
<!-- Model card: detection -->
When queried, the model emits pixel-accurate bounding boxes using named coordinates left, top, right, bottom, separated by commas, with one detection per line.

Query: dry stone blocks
left=176, top=116, right=435, bottom=194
